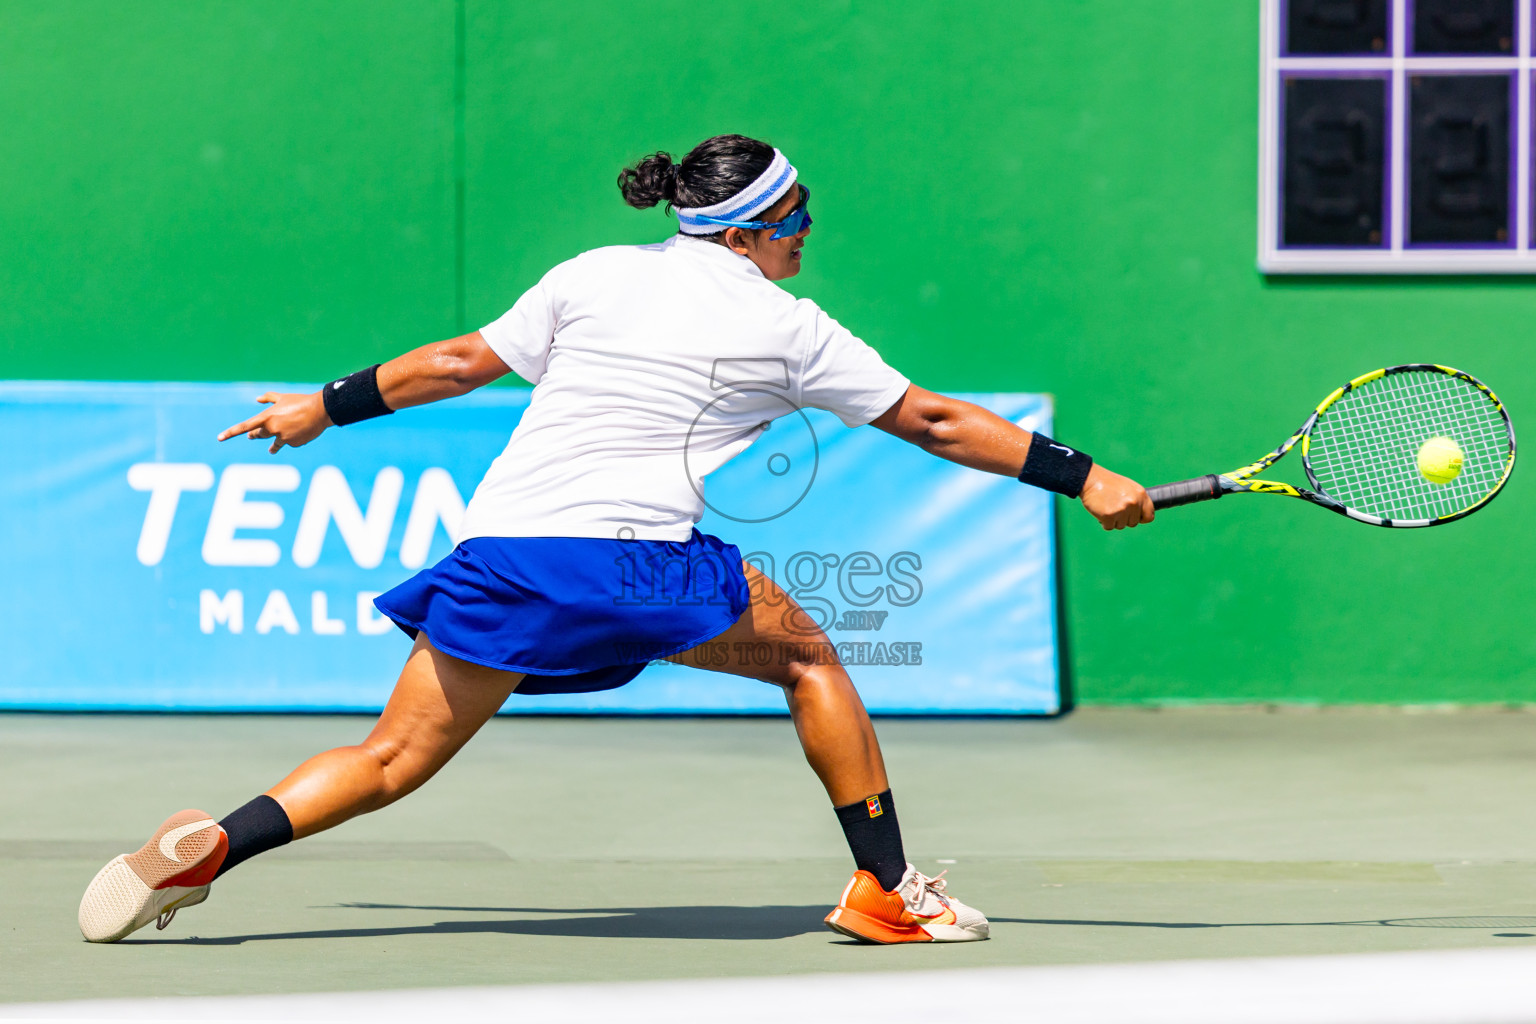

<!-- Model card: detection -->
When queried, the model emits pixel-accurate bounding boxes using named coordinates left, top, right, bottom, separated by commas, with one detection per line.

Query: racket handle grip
left=1147, top=474, right=1225, bottom=510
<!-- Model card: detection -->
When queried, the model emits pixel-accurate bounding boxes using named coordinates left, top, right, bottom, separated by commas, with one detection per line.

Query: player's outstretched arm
left=216, top=331, right=511, bottom=454
left=869, top=383, right=1154, bottom=531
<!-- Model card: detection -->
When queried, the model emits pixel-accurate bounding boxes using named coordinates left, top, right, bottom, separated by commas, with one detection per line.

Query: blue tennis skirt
left=373, top=530, right=751, bottom=695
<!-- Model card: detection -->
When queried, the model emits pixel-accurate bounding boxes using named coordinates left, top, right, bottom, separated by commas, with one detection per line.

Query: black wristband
left=1017, top=432, right=1094, bottom=498
left=321, top=364, right=393, bottom=427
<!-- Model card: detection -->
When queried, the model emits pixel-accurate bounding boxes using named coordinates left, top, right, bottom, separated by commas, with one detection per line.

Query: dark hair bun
left=618, top=152, right=679, bottom=209
left=617, top=136, right=776, bottom=230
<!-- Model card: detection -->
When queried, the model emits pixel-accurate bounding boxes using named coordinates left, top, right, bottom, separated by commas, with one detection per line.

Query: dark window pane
left=1283, top=77, right=1386, bottom=246
left=1412, top=0, right=1513, bottom=54
left=1408, top=74, right=1511, bottom=244
left=1286, top=0, right=1388, bottom=54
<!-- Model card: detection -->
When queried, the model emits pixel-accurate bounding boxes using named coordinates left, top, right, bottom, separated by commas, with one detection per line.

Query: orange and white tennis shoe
left=824, top=863, right=989, bottom=943
left=78, top=809, right=228, bottom=942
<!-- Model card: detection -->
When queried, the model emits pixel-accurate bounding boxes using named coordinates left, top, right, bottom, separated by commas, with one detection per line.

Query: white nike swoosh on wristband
left=1049, top=444, right=1075, bottom=455
left=159, top=819, right=218, bottom=863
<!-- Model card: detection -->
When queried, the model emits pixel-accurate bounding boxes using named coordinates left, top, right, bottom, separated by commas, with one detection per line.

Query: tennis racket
left=1148, top=364, right=1515, bottom=527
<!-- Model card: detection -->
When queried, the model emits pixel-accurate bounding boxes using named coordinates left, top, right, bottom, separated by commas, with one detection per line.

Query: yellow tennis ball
left=1417, top=436, right=1464, bottom=485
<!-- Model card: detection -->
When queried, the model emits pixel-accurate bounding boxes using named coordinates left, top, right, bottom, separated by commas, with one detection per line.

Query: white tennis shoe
left=78, top=809, right=228, bottom=942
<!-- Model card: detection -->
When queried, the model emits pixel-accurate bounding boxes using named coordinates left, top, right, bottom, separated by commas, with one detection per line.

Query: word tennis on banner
left=128, top=463, right=464, bottom=569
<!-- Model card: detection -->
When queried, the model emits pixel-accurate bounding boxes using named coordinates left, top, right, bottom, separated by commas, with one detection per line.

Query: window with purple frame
left=1262, top=0, right=1536, bottom=272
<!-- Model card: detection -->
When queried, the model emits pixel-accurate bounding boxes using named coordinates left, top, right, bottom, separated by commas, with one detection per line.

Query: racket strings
left=1305, top=370, right=1510, bottom=520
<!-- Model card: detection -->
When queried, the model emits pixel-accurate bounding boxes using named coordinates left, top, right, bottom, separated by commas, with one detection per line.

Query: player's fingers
left=219, top=413, right=266, bottom=441
left=256, top=393, right=278, bottom=405
left=1141, top=492, right=1156, bottom=524
left=269, top=436, right=285, bottom=454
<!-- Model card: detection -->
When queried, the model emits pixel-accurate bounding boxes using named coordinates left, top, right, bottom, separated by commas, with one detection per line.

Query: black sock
left=214, top=795, right=293, bottom=879
left=834, top=789, right=906, bottom=892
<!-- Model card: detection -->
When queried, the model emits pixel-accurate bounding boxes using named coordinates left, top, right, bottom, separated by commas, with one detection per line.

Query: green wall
left=3, top=1, right=1532, bottom=703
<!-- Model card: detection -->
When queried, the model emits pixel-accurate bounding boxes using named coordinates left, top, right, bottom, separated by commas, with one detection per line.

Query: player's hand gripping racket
left=1148, top=364, right=1515, bottom=527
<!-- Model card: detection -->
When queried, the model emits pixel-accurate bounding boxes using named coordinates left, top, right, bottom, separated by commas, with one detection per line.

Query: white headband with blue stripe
left=674, top=149, right=798, bottom=235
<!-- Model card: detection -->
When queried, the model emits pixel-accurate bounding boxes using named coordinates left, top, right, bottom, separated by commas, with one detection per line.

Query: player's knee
left=778, top=660, right=849, bottom=697
left=356, top=738, right=419, bottom=802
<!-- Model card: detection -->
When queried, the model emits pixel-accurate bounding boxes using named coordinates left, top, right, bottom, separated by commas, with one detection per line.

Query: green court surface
left=3, top=707, right=1535, bottom=1004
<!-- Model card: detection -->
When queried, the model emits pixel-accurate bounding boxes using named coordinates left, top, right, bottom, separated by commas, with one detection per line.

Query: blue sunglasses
left=693, top=185, right=812, bottom=240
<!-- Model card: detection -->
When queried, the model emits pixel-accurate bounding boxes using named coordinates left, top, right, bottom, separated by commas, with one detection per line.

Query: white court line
left=5, top=945, right=1536, bottom=1023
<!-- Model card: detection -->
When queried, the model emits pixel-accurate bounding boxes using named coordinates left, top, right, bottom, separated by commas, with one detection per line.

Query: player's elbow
left=434, top=336, right=505, bottom=392
left=876, top=385, right=967, bottom=452
left=441, top=355, right=490, bottom=391
left=921, top=411, right=964, bottom=451
left=910, top=393, right=970, bottom=452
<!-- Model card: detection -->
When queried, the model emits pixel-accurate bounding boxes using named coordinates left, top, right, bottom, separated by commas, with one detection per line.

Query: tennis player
left=79, top=134, right=1152, bottom=946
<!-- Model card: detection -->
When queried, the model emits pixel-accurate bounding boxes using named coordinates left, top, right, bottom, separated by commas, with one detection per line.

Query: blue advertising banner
left=0, top=382, right=1062, bottom=714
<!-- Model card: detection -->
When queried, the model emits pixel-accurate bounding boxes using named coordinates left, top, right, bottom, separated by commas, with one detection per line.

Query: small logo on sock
left=866, top=795, right=883, bottom=818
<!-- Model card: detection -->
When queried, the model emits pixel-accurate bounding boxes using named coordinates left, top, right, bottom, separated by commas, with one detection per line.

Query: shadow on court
left=120, top=901, right=1536, bottom=946
left=121, top=904, right=837, bottom=944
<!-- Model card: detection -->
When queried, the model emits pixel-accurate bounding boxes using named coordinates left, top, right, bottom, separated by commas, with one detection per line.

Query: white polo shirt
left=459, top=235, right=911, bottom=542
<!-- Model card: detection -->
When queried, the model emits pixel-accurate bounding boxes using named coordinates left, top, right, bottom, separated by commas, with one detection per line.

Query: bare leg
left=267, top=634, right=523, bottom=839
left=669, top=565, right=888, bottom=806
